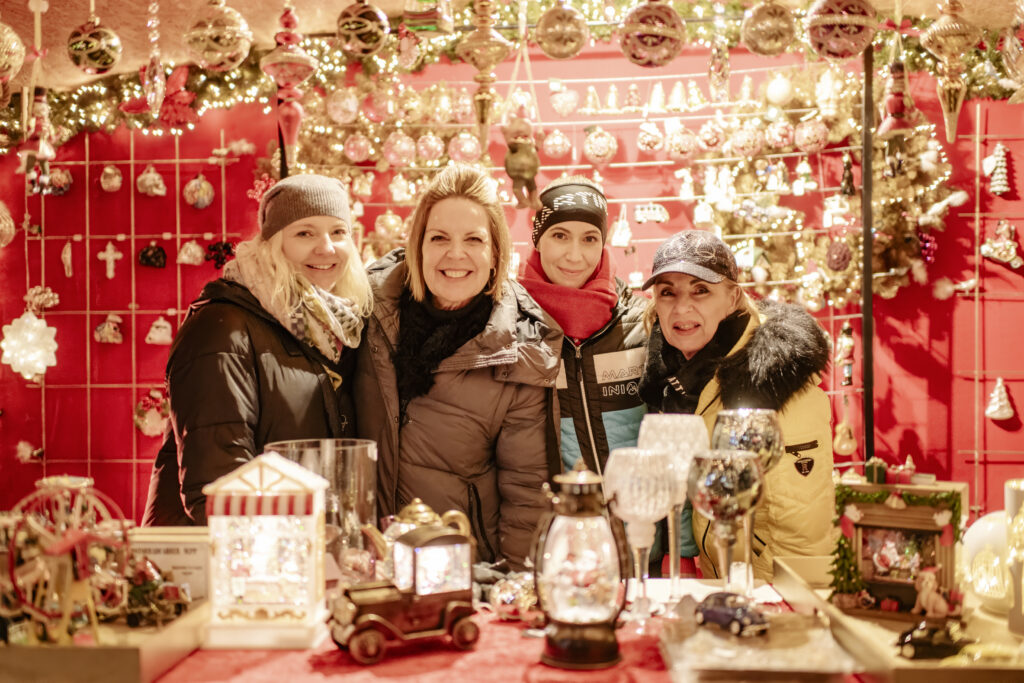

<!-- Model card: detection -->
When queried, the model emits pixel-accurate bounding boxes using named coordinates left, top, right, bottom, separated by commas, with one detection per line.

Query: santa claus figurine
left=18, top=87, right=56, bottom=194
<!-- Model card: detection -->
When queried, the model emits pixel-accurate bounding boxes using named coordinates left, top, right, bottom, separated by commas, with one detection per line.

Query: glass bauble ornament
left=666, top=126, right=699, bottom=161
left=550, top=87, right=580, bottom=117
left=327, top=88, right=360, bottom=124
left=795, top=118, right=829, bottom=154
left=448, top=131, right=481, bottom=163
left=382, top=131, right=415, bottom=168
left=583, top=126, right=617, bottom=164
left=453, top=87, right=475, bottom=123
left=429, top=87, right=454, bottom=124
left=416, top=132, right=444, bottom=162
left=344, top=132, right=372, bottom=163
left=620, top=0, right=685, bottom=68
left=764, top=72, right=794, bottom=107
left=398, top=88, right=424, bottom=122
left=920, top=0, right=981, bottom=143
left=541, top=129, right=572, bottom=159
left=363, top=88, right=396, bottom=122
left=740, top=0, right=795, bottom=57
left=67, top=20, right=123, bottom=75
left=143, top=55, right=166, bottom=118
left=337, top=0, right=390, bottom=58
left=0, top=21, right=25, bottom=84
left=0, top=200, right=14, bottom=248
left=183, top=173, right=215, bottom=209
left=805, top=0, right=877, bottom=61
left=729, top=124, right=764, bottom=158
left=535, top=0, right=588, bottom=60
left=185, top=0, right=253, bottom=72
left=698, top=120, right=726, bottom=151
left=765, top=119, right=795, bottom=149
left=637, top=121, right=664, bottom=153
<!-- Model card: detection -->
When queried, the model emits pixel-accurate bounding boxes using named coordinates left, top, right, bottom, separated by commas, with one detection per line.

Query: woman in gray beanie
left=144, top=174, right=372, bottom=526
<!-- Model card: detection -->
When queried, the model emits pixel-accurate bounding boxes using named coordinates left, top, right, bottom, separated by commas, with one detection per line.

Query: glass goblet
left=710, top=409, right=783, bottom=596
left=687, top=449, right=764, bottom=593
left=603, top=447, right=674, bottom=631
left=636, top=413, right=709, bottom=601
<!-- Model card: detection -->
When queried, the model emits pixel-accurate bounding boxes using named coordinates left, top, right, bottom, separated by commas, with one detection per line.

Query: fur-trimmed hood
left=716, top=299, right=830, bottom=411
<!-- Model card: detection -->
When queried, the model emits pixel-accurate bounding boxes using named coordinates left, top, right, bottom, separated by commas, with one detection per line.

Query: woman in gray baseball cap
left=144, top=174, right=372, bottom=526
left=638, top=229, right=835, bottom=583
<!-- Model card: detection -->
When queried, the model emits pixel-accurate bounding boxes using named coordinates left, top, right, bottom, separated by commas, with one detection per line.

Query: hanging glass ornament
left=805, top=0, right=876, bottom=61
left=448, top=130, right=482, bottom=163
left=382, top=131, right=416, bottom=168
left=363, top=86, right=397, bottom=122
left=327, top=88, right=360, bottom=124
left=708, top=34, right=730, bottom=104
left=795, top=118, right=829, bottom=154
left=698, top=119, right=725, bottom=151
left=764, top=72, right=794, bottom=107
left=185, top=0, right=253, bottom=72
left=582, top=126, right=618, bottom=164
left=623, top=83, right=642, bottom=113
left=541, top=129, right=572, bottom=159
left=260, top=3, right=317, bottom=171
left=454, top=87, right=475, bottom=123
left=579, top=85, right=600, bottom=115
left=177, top=239, right=205, bottom=265
left=429, top=86, right=454, bottom=124
left=550, top=84, right=580, bottom=117
left=920, top=0, right=981, bottom=143
left=343, top=132, right=372, bottom=163
left=608, top=205, right=632, bottom=248
left=337, top=0, right=390, bottom=58
left=667, top=81, right=685, bottom=112
left=535, top=0, right=588, bottom=60
left=416, top=132, right=445, bottom=163
left=0, top=15, right=26, bottom=84
left=729, top=122, right=764, bottom=158
left=397, top=88, right=424, bottom=122
left=142, top=1, right=166, bottom=118
left=666, top=126, right=699, bottom=162
left=636, top=121, right=664, bottom=153
left=620, top=0, right=686, bottom=68
left=986, top=377, right=1015, bottom=421
left=1, top=311, right=58, bottom=380
left=765, top=119, right=795, bottom=149
left=67, top=16, right=123, bottom=75
left=183, top=173, right=215, bottom=209
left=740, top=0, right=795, bottom=57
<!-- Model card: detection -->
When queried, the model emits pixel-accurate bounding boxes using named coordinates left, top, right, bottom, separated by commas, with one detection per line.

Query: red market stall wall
left=0, top=45, right=1020, bottom=524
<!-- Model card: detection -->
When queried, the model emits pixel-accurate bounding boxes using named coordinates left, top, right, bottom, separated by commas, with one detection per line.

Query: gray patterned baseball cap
left=643, top=229, right=738, bottom=289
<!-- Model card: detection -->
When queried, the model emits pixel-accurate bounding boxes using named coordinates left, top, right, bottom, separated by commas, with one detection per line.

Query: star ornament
left=1, top=311, right=58, bottom=380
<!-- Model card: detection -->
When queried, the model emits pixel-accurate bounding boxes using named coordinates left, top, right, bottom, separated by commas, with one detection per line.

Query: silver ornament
left=535, top=0, right=589, bottom=60
left=185, top=0, right=253, bottom=72
left=67, top=19, right=123, bottom=75
left=740, top=0, right=796, bottom=57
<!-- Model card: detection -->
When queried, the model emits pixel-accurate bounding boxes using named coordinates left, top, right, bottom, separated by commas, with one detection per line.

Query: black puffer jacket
left=142, top=279, right=356, bottom=526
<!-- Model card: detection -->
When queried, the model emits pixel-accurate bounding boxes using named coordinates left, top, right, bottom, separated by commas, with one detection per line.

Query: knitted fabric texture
left=531, top=180, right=608, bottom=245
left=259, top=174, right=351, bottom=240
left=519, top=247, right=618, bottom=341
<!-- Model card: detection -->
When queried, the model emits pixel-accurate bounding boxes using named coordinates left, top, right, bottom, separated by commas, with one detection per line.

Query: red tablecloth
left=157, top=613, right=671, bottom=683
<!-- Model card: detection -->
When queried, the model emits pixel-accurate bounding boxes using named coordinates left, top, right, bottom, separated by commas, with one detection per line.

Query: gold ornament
left=0, top=18, right=25, bottom=84
left=805, top=0, right=876, bottom=61
left=920, top=1, right=981, bottom=143
left=619, top=0, right=685, bottom=68
left=185, top=0, right=253, bottom=72
left=741, top=0, right=796, bottom=57
left=535, top=0, right=588, bottom=61
left=67, top=18, right=123, bottom=75
left=337, top=0, right=391, bottom=58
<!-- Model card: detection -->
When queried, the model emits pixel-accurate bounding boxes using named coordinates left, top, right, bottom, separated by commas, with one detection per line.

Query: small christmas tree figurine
left=984, top=142, right=1011, bottom=196
left=986, top=377, right=1015, bottom=421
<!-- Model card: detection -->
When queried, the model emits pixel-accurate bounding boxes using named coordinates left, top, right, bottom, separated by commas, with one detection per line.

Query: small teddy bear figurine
left=501, top=113, right=542, bottom=210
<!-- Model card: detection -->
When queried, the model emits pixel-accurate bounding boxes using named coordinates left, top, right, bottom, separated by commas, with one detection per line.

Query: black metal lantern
left=532, top=461, right=630, bottom=670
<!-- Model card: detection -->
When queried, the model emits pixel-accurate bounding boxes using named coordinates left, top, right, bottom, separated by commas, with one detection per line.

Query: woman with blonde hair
left=144, top=174, right=371, bottom=526
left=355, top=163, right=561, bottom=571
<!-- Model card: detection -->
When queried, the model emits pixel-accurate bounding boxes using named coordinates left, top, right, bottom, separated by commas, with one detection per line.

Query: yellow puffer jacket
left=692, top=299, right=836, bottom=582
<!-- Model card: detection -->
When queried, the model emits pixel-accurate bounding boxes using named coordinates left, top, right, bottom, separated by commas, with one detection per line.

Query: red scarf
left=520, top=248, right=619, bottom=341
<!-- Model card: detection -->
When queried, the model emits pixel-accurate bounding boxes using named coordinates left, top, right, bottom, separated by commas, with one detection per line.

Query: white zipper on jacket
left=574, top=342, right=602, bottom=480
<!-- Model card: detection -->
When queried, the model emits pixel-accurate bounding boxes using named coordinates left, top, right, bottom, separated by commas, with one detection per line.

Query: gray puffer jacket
left=354, top=249, right=561, bottom=570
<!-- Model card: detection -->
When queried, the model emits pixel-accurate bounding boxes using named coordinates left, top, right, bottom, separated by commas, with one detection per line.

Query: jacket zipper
left=574, top=343, right=602, bottom=480
left=468, top=483, right=495, bottom=561
left=785, top=440, right=819, bottom=454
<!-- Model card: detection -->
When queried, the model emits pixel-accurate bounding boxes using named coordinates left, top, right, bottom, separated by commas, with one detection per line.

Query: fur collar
left=716, top=300, right=830, bottom=411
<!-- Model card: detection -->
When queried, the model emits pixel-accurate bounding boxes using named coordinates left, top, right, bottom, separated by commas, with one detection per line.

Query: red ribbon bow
left=26, top=46, right=48, bottom=62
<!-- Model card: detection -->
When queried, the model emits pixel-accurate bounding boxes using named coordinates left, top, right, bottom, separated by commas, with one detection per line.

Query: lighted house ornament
left=203, top=452, right=329, bottom=649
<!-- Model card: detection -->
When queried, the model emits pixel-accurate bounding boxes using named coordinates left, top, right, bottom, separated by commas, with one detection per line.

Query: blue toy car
left=695, top=591, right=769, bottom=636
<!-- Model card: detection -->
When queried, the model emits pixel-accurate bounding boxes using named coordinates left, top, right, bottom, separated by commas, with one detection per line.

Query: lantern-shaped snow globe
left=533, top=460, right=629, bottom=669
left=203, top=452, right=328, bottom=648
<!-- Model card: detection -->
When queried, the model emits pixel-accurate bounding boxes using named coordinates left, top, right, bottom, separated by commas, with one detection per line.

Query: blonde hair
left=642, top=276, right=748, bottom=334
left=233, top=230, right=373, bottom=317
left=404, top=163, right=510, bottom=305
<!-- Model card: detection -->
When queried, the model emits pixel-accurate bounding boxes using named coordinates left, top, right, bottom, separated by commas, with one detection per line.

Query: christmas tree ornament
left=261, top=3, right=317, bottom=172
left=728, top=122, right=764, bottom=158
left=582, top=126, right=617, bottom=165
left=877, top=61, right=914, bottom=175
left=138, top=241, right=167, bottom=268
left=698, top=119, right=725, bottom=151
left=920, top=0, right=981, bottom=143
left=99, top=165, right=122, bottom=192
left=350, top=172, right=374, bottom=200
left=535, top=0, right=588, bottom=60
left=666, top=125, right=699, bottom=162
left=541, top=128, right=572, bottom=159
left=142, top=0, right=167, bottom=117
left=648, top=81, right=667, bottom=113
left=835, top=320, right=855, bottom=386
left=840, top=151, right=855, bottom=196
left=364, top=86, right=397, bottom=123
left=980, top=219, right=1024, bottom=269
left=623, top=83, right=642, bottom=112
left=666, top=81, right=684, bottom=112
left=397, top=88, right=424, bottom=122
left=177, top=239, right=205, bottom=265
left=382, top=131, right=416, bottom=168
left=428, top=86, right=454, bottom=124
left=453, top=87, right=475, bottom=123
left=326, top=88, right=360, bottom=125
left=183, top=173, right=215, bottom=209
left=833, top=398, right=858, bottom=456
left=416, top=132, right=445, bottom=163
left=145, top=316, right=174, bottom=345
left=550, top=83, right=580, bottom=116
left=795, top=118, right=829, bottom=154
left=448, top=131, right=482, bottom=163
left=983, top=143, right=1011, bottom=196
left=396, top=28, right=422, bottom=70
left=0, top=202, right=15, bottom=249
left=93, top=313, right=124, bottom=344
left=636, top=120, right=664, bottom=153
left=97, top=241, right=123, bottom=279
left=687, top=81, right=707, bottom=111
left=67, top=10, right=123, bottom=75
left=1, top=310, right=58, bottom=380
left=185, top=0, right=252, bottom=72
left=708, top=34, right=730, bottom=104
left=134, top=388, right=171, bottom=438
left=791, top=157, right=818, bottom=196
left=740, top=0, right=795, bottom=57
left=0, top=14, right=26, bottom=84
left=17, top=87, right=56, bottom=195
left=765, top=119, right=794, bottom=149
left=764, top=72, right=794, bottom=107
left=388, top=173, right=415, bottom=203
left=619, top=0, right=686, bottom=68
left=403, top=0, right=453, bottom=34
left=603, top=84, right=619, bottom=114
left=986, top=378, right=1015, bottom=421
left=136, top=164, right=166, bottom=196
left=343, top=132, right=372, bottom=163
left=608, top=205, right=632, bottom=248
left=47, top=168, right=73, bottom=197
left=337, top=0, right=390, bottom=58
left=805, top=0, right=877, bottom=61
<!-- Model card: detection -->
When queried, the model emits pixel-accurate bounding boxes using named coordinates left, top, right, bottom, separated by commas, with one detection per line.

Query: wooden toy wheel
left=450, top=616, right=479, bottom=649
left=348, top=627, right=386, bottom=665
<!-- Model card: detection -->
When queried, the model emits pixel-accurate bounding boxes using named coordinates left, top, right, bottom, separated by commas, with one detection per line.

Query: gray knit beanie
left=258, top=174, right=351, bottom=240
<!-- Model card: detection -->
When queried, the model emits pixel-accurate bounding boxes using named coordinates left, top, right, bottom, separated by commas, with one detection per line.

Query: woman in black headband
left=520, top=176, right=648, bottom=480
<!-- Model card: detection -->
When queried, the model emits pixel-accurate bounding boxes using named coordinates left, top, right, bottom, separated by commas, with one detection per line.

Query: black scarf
left=393, top=290, right=492, bottom=416
left=638, top=310, right=750, bottom=414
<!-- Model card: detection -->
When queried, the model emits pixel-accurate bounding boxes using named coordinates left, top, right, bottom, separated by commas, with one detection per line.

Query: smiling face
left=652, top=272, right=740, bottom=359
left=279, top=215, right=356, bottom=290
left=421, top=196, right=495, bottom=310
left=536, top=220, right=604, bottom=288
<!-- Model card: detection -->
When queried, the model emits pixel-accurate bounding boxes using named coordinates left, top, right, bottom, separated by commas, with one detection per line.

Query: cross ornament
left=97, top=241, right=123, bottom=280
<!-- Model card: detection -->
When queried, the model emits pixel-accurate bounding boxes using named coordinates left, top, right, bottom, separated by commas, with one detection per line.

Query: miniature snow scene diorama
left=203, top=452, right=328, bottom=649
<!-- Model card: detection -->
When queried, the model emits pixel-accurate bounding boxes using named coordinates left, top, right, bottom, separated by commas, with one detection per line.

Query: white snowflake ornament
left=1, top=311, right=58, bottom=380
